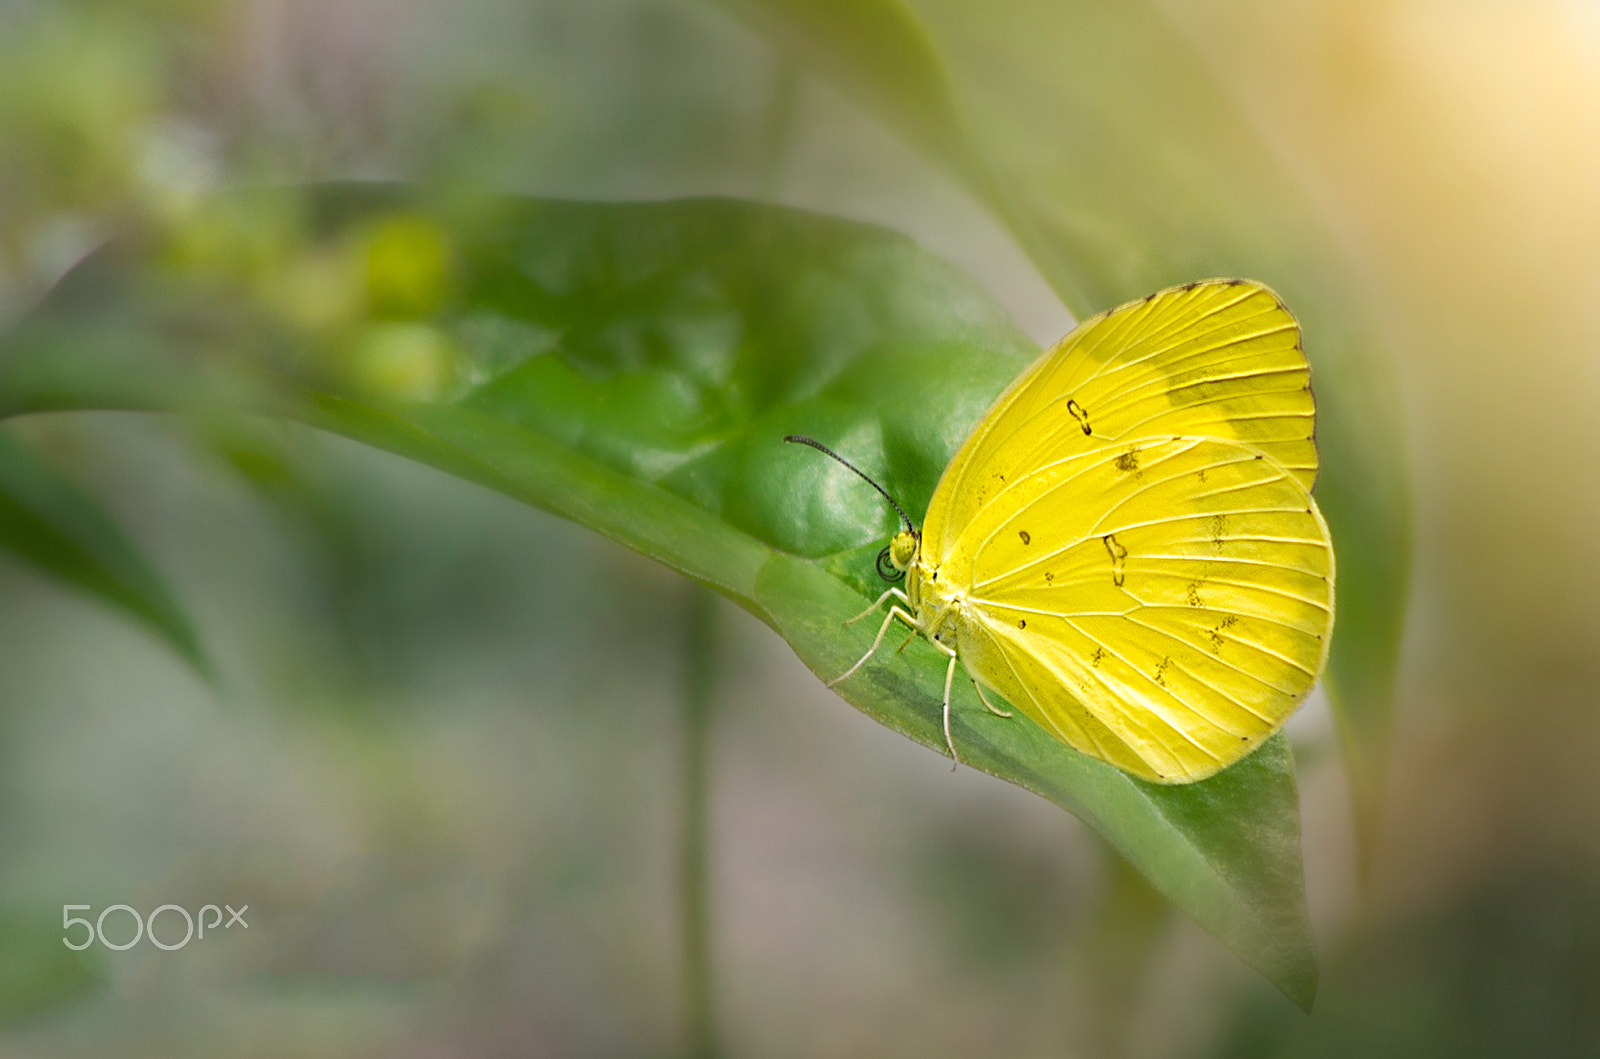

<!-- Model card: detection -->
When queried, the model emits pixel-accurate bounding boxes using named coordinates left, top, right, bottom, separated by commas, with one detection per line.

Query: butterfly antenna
left=784, top=435, right=917, bottom=535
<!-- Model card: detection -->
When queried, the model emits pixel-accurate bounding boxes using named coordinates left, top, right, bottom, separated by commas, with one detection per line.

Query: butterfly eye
left=876, top=545, right=907, bottom=583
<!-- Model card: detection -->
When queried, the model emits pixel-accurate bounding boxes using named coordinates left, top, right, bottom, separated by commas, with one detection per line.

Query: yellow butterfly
left=788, top=279, right=1334, bottom=783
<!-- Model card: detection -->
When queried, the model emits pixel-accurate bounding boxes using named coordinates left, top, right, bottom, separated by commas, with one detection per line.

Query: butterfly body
left=799, top=279, right=1335, bottom=785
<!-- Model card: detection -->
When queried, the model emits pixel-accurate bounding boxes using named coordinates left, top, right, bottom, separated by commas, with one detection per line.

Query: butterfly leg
left=931, top=638, right=961, bottom=767
left=827, top=604, right=918, bottom=688
left=843, top=587, right=910, bottom=627
left=970, top=678, right=1013, bottom=718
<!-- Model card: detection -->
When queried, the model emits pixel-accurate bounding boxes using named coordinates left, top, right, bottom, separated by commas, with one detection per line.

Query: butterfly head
left=889, top=528, right=919, bottom=571
left=874, top=528, right=920, bottom=582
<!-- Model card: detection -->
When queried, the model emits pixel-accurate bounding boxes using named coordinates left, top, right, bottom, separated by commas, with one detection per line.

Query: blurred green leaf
left=0, top=429, right=206, bottom=676
left=0, top=188, right=1314, bottom=1001
left=0, top=909, right=102, bottom=1026
left=0, top=237, right=291, bottom=420
left=714, top=0, right=1409, bottom=872
left=711, top=0, right=985, bottom=193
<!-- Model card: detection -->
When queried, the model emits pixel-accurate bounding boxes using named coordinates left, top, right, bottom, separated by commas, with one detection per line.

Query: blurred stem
left=681, top=583, right=719, bottom=1059
left=757, top=58, right=801, bottom=199
left=1078, top=855, right=1170, bottom=1058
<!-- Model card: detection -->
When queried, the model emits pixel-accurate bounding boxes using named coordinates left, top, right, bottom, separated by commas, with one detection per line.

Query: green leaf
left=718, top=0, right=1409, bottom=881
left=0, top=188, right=1315, bottom=1002
left=0, top=430, right=207, bottom=675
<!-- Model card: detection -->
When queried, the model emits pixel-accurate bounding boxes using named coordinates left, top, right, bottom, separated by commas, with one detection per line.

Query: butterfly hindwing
left=944, top=436, right=1333, bottom=783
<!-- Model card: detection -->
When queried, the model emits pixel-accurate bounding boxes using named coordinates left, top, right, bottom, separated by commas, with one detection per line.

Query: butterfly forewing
left=923, top=280, right=1315, bottom=566
left=942, top=436, right=1333, bottom=783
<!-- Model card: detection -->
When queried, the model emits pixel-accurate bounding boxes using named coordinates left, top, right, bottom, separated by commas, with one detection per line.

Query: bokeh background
left=1, top=0, right=1599, bottom=1055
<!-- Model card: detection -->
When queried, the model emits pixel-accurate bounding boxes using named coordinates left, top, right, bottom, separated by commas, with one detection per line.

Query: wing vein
left=1057, top=619, right=1224, bottom=762
left=1122, top=613, right=1315, bottom=691
left=1085, top=324, right=1302, bottom=392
